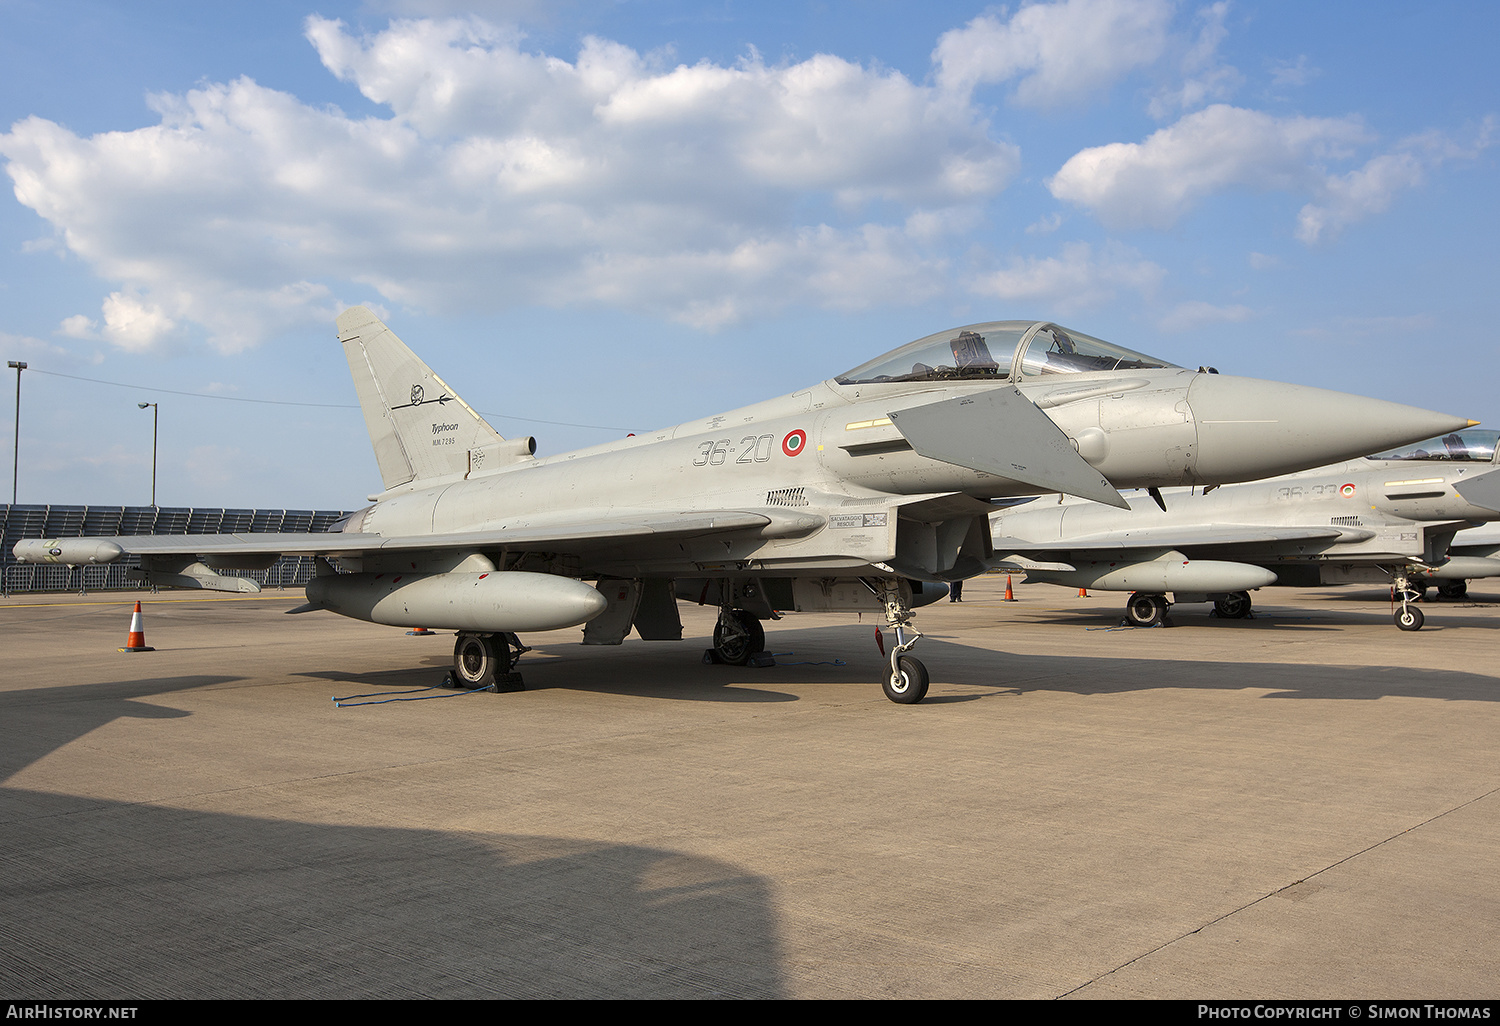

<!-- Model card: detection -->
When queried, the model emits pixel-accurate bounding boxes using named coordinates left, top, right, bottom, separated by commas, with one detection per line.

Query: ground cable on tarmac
left=332, top=684, right=494, bottom=707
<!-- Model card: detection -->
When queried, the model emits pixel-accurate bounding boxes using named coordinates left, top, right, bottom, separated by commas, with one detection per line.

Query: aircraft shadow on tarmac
left=0, top=675, right=238, bottom=785
left=0, top=788, right=787, bottom=998
left=3, top=621, right=1495, bottom=997
left=298, top=655, right=803, bottom=704
left=292, top=619, right=1500, bottom=707
left=0, top=678, right=786, bottom=999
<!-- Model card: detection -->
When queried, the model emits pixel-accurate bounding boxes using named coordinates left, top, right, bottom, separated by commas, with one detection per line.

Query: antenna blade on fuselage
left=888, top=386, right=1129, bottom=509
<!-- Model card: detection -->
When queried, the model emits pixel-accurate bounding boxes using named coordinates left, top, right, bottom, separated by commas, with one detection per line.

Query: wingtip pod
left=14, top=538, right=124, bottom=564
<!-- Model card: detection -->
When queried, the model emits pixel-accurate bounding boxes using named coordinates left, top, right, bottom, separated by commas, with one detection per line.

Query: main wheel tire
left=1438, top=582, right=1468, bottom=600
left=453, top=633, right=511, bottom=687
left=1407, top=584, right=1430, bottom=602
left=1125, top=593, right=1168, bottom=628
left=1214, top=591, right=1253, bottom=619
left=883, top=655, right=929, bottom=704
left=712, top=611, right=765, bottom=665
left=1395, top=606, right=1424, bottom=632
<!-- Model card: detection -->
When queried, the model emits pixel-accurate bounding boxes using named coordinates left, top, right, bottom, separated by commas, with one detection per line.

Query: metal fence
left=1, top=504, right=350, bottom=596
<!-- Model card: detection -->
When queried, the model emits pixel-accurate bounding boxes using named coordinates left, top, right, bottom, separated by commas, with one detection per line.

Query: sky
left=0, top=0, right=1496, bottom=510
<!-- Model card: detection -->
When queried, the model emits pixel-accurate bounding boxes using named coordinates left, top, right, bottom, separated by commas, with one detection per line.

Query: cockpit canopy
left=835, top=320, right=1178, bottom=386
left=1368, top=429, right=1498, bottom=463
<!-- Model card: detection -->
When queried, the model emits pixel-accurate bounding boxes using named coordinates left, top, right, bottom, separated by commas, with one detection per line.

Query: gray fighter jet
left=992, top=429, right=1500, bottom=632
left=14, top=313, right=1474, bottom=702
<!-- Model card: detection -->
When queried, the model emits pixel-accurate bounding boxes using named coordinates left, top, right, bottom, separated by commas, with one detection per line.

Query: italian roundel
left=782, top=429, right=807, bottom=457
left=1340, top=483, right=1356, bottom=497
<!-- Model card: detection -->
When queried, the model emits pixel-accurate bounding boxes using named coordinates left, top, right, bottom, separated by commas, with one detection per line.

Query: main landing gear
left=710, top=609, right=766, bottom=665
left=1213, top=591, right=1253, bottom=619
left=704, top=578, right=931, bottom=703
left=1124, top=592, right=1170, bottom=628
left=450, top=632, right=524, bottom=690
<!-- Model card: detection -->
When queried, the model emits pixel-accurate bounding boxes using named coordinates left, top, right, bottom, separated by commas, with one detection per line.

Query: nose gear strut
left=873, top=578, right=928, bottom=703
left=1393, top=568, right=1425, bottom=631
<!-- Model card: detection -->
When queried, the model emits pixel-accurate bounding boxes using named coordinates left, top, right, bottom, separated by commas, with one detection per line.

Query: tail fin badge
left=393, top=384, right=455, bottom=410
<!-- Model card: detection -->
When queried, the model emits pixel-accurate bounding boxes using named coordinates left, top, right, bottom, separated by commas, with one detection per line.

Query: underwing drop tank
left=1026, top=558, right=1278, bottom=594
left=305, top=570, right=608, bottom=633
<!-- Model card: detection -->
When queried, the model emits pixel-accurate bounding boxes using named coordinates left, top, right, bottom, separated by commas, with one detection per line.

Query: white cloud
left=1147, top=2, right=1243, bottom=119
left=1269, top=55, right=1318, bottom=89
left=934, top=0, right=1174, bottom=108
left=0, top=330, right=74, bottom=364
left=58, top=314, right=98, bottom=339
left=1053, top=104, right=1494, bottom=242
left=1291, top=313, right=1437, bottom=342
left=1025, top=212, right=1063, bottom=235
left=1048, top=104, right=1370, bottom=229
left=1157, top=299, right=1252, bottom=333
left=1297, top=120, right=1496, bottom=243
left=969, top=242, right=1165, bottom=312
left=98, top=292, right=178, bottom=352
left=0, top=16, right=1021, bottom=349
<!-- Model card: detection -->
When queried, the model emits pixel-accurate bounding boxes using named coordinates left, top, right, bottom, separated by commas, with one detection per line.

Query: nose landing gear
left=1393, top=570, right=1426, bottom=632
left=876, top=578, right=928, bottom=704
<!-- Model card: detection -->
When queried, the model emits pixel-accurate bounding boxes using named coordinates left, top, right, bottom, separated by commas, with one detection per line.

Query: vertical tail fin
left=337, top=307, right=505, bottom=490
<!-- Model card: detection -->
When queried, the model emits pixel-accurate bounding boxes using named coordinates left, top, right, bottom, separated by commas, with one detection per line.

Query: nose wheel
left=883, top=654, right=929, bottom=704
left=1395, top=605, right=1424, bottom=631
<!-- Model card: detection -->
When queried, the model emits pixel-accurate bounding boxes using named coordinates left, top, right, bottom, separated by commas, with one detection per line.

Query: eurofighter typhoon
left=992, top=430, right=1500, bottom=631
left=15, top=313, right=1475, bottom=702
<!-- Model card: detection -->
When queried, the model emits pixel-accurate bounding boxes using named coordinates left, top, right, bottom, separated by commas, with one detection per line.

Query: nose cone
left=1187, top=375, right=1472, bottom=484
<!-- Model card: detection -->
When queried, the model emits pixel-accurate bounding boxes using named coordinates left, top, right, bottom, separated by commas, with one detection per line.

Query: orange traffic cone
left=1078, top=587, right=1089, bottom=598
left=1002, top=575, right=1018, bottom=601
left=406, top=627, right=437, bottom=636
left=118, top=601, right=154, bottom=652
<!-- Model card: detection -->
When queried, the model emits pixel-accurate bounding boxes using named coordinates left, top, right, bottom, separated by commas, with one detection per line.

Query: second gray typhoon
left=992, top=430, right=1500, bottom=631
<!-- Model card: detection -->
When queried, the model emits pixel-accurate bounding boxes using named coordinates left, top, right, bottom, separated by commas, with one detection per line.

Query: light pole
left=7, top=361, right=24, bottom=505
left=137, top=402, right=158, bottom=507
